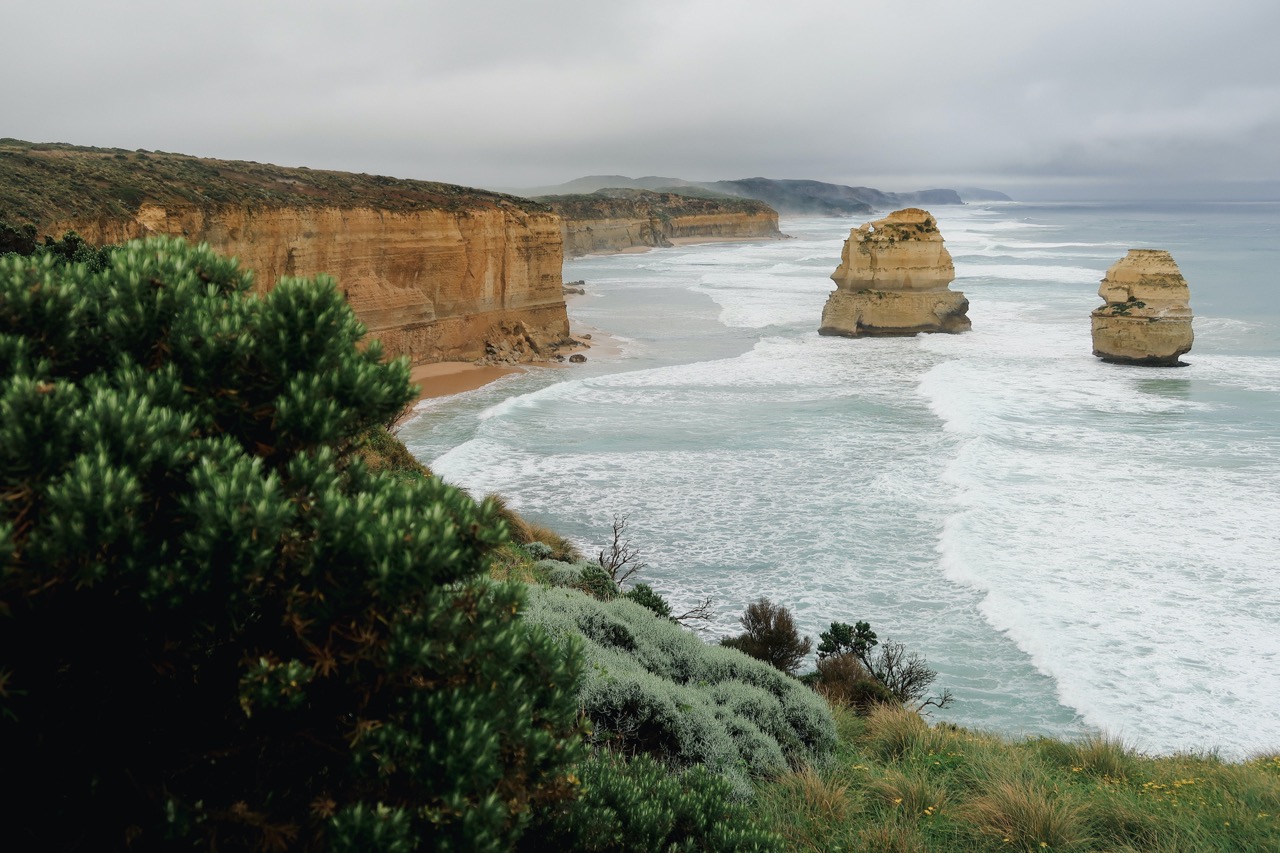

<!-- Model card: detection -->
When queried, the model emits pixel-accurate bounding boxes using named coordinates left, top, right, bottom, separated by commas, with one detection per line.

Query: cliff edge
left=1091, top=249, right=1194, bottom=366
left=818, top=208, right=970, bottom=337
left=0, top=139, right=573, bottom=366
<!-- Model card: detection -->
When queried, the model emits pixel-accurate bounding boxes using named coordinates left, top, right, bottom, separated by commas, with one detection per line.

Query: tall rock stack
left=1091, top=249, right=1194, bottom=366
left=818, top=208, right=970, bottom=337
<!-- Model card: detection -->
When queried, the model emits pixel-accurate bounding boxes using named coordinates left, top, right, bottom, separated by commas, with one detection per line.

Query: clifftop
left=0, top=138, right=545, bottom=229
left=538, top=188, right=783, bottom=257
left=535, top=187, right=775, bottom=220
left=509, top=174, right=979, bottom=216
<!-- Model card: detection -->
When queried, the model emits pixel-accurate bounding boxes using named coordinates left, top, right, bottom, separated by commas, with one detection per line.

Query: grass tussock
left=485, top=492, right=582, bottom=561
left=961, top=780, right=1090, bottom=850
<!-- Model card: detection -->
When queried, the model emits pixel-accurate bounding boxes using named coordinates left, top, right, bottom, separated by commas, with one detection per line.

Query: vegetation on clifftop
left=0, top=138, right=551, bottom=231
left=536, top=187, right=777, bottom=222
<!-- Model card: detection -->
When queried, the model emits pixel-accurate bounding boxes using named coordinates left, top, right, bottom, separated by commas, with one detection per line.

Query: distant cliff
left=537, top=188, right=782, bottom=257
left=510, top=175, right=982, bottom=216
left=0, top=139, right=573, bottom=365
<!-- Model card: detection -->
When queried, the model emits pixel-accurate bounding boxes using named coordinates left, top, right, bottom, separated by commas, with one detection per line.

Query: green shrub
left=0, top=238, right=584, bottom=850
left=520, top=752, right=784, bottom=852
left=625, top=581, right=674, bottom=619
left=523, top=587, right=837, bottom=787
left=721, top=597, right=813, bottom=675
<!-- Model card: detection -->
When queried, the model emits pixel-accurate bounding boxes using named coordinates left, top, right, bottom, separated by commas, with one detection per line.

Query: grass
left=756, top=704, right=1280, bottom=852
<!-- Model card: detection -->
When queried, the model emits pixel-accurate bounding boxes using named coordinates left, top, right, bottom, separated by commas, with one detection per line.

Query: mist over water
left=400, top=202, right=1280, bottom=757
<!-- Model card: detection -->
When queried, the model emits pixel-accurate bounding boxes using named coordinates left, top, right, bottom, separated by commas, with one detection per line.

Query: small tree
left=863, top=639, right=954, bottom=711
left=818, top=621, right=951, bottom=711
left=721, top=598, right=813, bottom=675
left=817, top=620, right=878, bottom=660
left=0, top=238, right=585, bottom=849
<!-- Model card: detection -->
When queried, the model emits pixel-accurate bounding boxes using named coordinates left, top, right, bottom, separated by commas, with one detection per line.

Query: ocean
left=398, top=201, right=1280, bottom=758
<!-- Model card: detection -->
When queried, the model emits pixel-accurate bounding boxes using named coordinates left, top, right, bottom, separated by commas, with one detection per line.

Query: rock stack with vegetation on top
left=1091, top=248, right=1194, bottom=366
left=818, top=208, right=971, bottom=338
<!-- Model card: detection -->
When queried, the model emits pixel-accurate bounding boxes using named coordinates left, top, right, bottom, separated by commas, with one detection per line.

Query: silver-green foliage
left=523, top=586, right=836, bottom=790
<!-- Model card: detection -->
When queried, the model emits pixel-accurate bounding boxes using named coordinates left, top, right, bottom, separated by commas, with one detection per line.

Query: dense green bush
left=523, top=586, right=836, bottom=793
left=624, top=582, right=674, bottom=619
left=0, top=238, right=584, bottom=850
left=520, top=753, right=784, bottom=852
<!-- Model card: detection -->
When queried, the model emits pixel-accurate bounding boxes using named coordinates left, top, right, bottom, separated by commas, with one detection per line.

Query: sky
left=4, top=0, right=1279, bottom=200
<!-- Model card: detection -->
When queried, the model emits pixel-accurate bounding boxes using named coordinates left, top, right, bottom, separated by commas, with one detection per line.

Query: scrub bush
left=0, top=239, right=584, bottom=850
left=721, top=597, right=813, bottom=675
left=523, top=586, right=836, bottom=788
left=520, top=752, right=784, bottom=852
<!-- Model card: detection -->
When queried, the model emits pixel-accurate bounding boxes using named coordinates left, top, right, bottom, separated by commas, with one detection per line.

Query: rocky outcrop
left=1091, top=249, right=1194, bottom=366
left=818, top=208, right=970, bottom=337
left=538, top=189, right=782, bottom=257
left=0, top=140, right=573, bottom=365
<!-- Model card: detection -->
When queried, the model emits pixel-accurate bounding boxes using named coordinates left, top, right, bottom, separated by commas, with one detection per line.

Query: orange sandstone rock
left=819, top=208, right=970, bottom=337
left=1091, top=249, right=1194, bottom=366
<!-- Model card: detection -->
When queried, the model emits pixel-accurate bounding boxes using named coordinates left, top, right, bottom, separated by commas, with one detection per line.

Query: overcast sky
left=5, top=0, right=1279, bottom=199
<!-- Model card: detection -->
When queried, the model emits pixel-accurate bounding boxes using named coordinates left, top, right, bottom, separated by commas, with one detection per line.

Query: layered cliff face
left=538, top=189, right=782, bottom=257
left=1091, top=249, right=1193, bottom=366
left=0, top=140, right=572, bottom=365
left=818, top=208, right=970, bottom=337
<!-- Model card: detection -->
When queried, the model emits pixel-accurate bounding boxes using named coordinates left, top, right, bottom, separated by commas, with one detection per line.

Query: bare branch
left=597, top=513, right=647, bottom=588
left=672, top=597, right=713, bottom=628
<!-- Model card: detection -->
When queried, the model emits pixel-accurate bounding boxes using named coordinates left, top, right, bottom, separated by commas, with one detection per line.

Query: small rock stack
left=1091, top=249, right=1194, bottom=366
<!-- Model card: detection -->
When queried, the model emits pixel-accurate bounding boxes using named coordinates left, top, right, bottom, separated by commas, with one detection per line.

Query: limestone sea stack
left=1091, top=249, right=1193, bottom=366
left=818, top=208, right=970, bottom=337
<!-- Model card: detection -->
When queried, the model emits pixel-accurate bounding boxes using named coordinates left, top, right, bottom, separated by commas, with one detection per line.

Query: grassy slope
left=758, top=705, right=1278, bottom=852
left=0, top=138, right=548, bottom=228
left=375, top=427, right=1279, bottom=852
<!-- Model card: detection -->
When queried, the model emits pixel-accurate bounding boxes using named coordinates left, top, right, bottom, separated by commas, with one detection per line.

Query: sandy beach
left=408, top=362, right=521, bottom=400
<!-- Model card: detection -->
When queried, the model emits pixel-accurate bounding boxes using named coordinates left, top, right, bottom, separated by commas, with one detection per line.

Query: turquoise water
left=399, top=202, right=1280, bottom=757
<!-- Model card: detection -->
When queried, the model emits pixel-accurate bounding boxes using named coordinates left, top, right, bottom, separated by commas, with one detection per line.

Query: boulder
left=819, top=208, right=970, bottom=337
left=1091, top=249, right=1193, bottom=366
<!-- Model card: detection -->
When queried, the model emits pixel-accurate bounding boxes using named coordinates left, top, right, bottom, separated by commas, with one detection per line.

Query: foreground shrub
left=521, top=752, right=784, bottom=852
left=523, top=586, right=837, bottom=790
left=721, top=597, right=813, bottom=675
left=0, top=239, right=584, bottom=849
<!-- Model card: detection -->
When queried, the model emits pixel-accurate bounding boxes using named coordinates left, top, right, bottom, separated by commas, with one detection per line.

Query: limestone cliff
left=0, top=139, right=572, bottom=365
left=1091, top=249, right=1193, bottom=366
left=818, top=208, right=970, bottom=337
left=538, top=189, right=782, bottom=257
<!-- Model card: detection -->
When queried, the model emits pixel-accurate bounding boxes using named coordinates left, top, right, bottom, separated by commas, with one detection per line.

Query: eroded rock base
left=1090, top=315, right=1193, bottom=366
left=819, top=290, right=971, bottom=337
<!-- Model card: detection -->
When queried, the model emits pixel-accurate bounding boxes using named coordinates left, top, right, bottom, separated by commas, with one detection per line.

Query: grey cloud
left=4, top=0, right=1278, bottom=197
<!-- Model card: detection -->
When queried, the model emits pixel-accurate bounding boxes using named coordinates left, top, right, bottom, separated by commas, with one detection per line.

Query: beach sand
left=409, top=362, right=521, bottom=400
